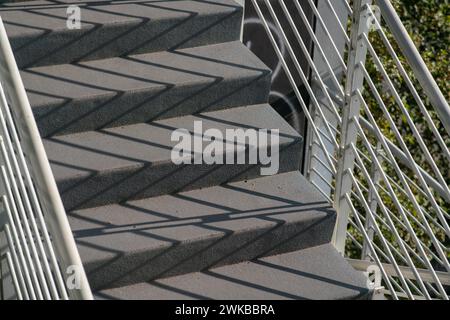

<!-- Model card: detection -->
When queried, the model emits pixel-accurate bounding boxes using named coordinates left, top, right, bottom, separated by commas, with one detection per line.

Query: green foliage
left=344, top=0, right=449, bottom=275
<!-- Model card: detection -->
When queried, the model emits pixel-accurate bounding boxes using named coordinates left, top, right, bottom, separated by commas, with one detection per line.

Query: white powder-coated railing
left=250, top=0, right=449, bottom=300
left=0, top=17, right=92, bottom=300
left=0, top=0, right=448, bottom=300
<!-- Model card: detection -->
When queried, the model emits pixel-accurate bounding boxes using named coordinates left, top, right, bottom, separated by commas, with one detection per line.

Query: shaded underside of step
left=94, top=244, right=370, bottom=300
left=1, top=0, right=243, bottom=68
left=69, top=172, right=336, bottom=291
left=44, top=104, right=302, bottom=211
left=21, top=41, right=271, bottom=137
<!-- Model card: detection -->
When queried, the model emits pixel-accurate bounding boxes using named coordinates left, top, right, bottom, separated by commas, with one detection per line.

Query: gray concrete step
left=94, top=244, right=370, bottom=300
left=69, top=172, right=337, bottom=291
left=21, top=41, right=271, bottom=137
left=1, top=0, right=243, bottom=68
left=44, top=104, right=303, bottom=211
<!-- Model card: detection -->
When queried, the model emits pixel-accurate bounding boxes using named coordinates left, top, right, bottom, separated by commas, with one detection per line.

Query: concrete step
left=21, top=41, right=271, bottom=137
left=69, top=172, right=337, bottom=291
left=1, top=0, right=243, bottom=68
left=44, top=104, right=303, bottom=211
left=94, top=244, right=370, bottom=300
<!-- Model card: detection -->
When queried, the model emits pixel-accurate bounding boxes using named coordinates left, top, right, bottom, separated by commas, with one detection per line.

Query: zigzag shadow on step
left=1, top=0, right=243, bottom=68
left=29, top=52, right=270, bottom=137
left=50, top=131, right=301, bottom=211
left=69, top=174, right=336, bottom=291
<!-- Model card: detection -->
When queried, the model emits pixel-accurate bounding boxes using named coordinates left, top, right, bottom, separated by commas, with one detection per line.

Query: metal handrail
left=0, top=0, right=447, bottom=301
left=0, top=17, right=92, bottom=300
left=376, top=0, right=450, bottom=136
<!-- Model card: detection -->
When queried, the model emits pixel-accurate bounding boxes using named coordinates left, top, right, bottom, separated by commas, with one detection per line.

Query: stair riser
left=10, top=7, right=242, bottom=68
left=57, top=139, right=303, bottom=211
left=79, top=212, right=336, bottom=290
left=33, top=73, right=271, bottom=137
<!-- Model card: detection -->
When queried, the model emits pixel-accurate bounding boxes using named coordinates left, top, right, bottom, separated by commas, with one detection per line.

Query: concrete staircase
left=1, top=0, right=370, bottom=299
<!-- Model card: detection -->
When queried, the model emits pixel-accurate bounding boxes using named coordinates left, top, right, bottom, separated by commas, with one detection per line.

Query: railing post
left=305, top=0, right=349, bottom=198
left=361, top=142, right=382, bottom=260
left=332, top=0, right=372, bottom=254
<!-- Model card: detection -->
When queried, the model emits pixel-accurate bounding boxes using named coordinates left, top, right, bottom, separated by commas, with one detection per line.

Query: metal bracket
left=333, top=0, right=372, bottom=253
left=367, top=5, right=381, bottom=32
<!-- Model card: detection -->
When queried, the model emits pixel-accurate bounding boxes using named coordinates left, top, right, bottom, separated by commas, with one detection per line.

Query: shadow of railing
left=68, top=174, right=335, bottom=290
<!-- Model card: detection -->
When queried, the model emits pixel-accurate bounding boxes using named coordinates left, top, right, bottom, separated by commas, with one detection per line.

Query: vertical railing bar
left=3, top=223, right=27, bottom=299
left=352, top=170, right=428, bottom=298
left=349, top=211, right=431, bottom=297
left=362, top=34, right=450, bottom=200
left=303, top=0, right=348, bottom=74
left=4, top=251, right=22, bottom=300
left=311, top=139, right=338, bottom=164
left=324, top=0, right=351, bottom=44
left=360, top=66, right=450, bottom=236
left=345, top=194, right=399, bottom=299
left=386, top=275, right=407, bottom=296
left=343, top=0, right=353, bottom=15
left=359, top=116, right=449, bottom=203
left=358, top=94, right=450, bottom=267
left=346, top=228, right=363, bottom=249
left=424, top=280, right=441, bottom=298
left=355, top=114, right=449, bottom=276
left=353, top=106, right=449, bottom=298
left=348, top=168, right=418, bottom=298
left=298, top=0, right=348, bottom=96
left=377, top=172, right=448, bottom=236
left=281, top=0, right=343, bottom=123
left=0, top=137, right=49, bottom=299
left=315, top=126, right=336, bottom=145
left=351, top=182, right=443, bottom=267
left=354, top=215, right=425, bottom=277
left=351, top=146, right=435, bottom=298
left=310, top=180, right=334, bottom=203
left=356, top=146, right=447, bottom=236
left=264, top=0, right=340, bottom=150
left=366, top=5, right=450, bottom=162
left=361, top=142, right=381, bottom=260
left=310, top=167, right=335, bottom=190
left=0, top=87, right=60, bottom=299
left=0, top=169, right=37, bottom=299
left=0, top=17, right=92, bottom=300
left=250, top=0, right=337, bottom=174
left=311, top=154, right=335, bottom=175
left=376, top=187, right=447, bottom=256
left=0, top=86, right=68, bottom=299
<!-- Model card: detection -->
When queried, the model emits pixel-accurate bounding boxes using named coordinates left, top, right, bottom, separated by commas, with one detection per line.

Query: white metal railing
left=250, top=0, right=449, bottom=300
left=0, top=17, right=92, bottom=300
left=0, top=0, right=447, bottom=301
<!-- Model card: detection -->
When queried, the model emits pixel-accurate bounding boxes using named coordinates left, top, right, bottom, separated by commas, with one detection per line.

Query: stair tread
left=44, top=104, right=299, bottom=183
left=69, top=171, right=336, bottom=289
left=22, top=41, right=268, bottom=110
left=2, top=0, right=242, bottom=67
left=94, top=244, right=370, bottom=300
left=2, top=0, right=238, bottom=35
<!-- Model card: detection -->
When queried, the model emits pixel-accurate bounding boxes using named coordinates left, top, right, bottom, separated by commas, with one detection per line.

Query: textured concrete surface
left=8, top=0, right=366, bottom=300
left=44, top=104, right=302, bottom=210
left=95, top=244, right=370, bottom=300
left=22, top=41, right=271, bottom=136
left=69, top=171, right=335, bottom=290
left=1, top=0, right=242, bottom=68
